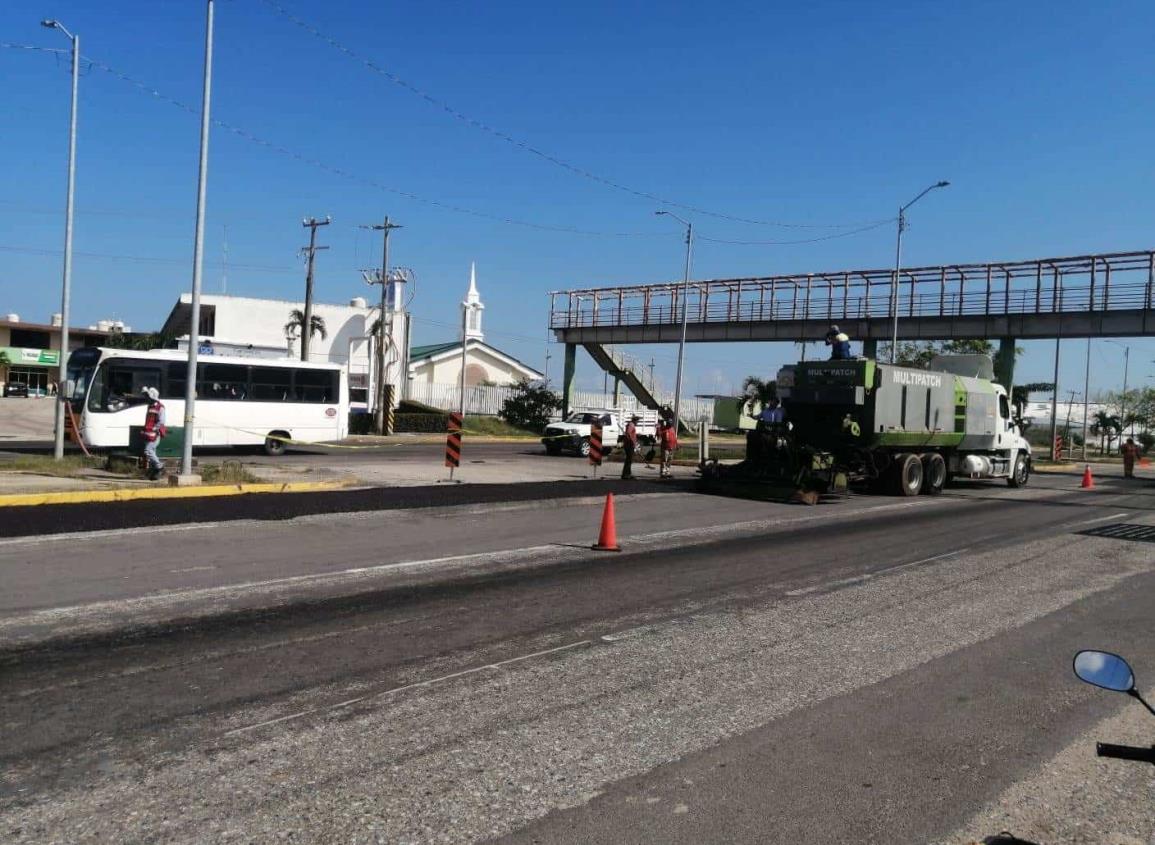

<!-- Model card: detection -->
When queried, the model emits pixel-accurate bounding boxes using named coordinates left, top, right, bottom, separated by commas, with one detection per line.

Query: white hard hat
left=144, top=387, right=159, bottom=401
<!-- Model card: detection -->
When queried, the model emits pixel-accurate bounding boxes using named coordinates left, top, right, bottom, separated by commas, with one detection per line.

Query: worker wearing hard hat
left=825, top=325, right=852, bottom=360
left=141, top=386, right=168, bottom=481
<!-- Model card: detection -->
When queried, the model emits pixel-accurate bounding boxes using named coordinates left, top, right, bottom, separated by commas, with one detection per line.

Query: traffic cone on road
left=1080, top=465, right=1095, bottom=489
left=592, top=493, right=621, bottom=552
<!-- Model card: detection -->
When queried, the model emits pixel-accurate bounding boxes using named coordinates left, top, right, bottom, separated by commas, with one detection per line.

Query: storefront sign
left=0, top=347, right=60, bottom=366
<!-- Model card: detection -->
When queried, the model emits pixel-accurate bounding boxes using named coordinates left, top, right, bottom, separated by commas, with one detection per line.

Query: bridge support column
left=862, top=338, right=878, bottom=359
left=994, top=337, right=1016, bottom=391
left=562, top=343, right=577, bottom=416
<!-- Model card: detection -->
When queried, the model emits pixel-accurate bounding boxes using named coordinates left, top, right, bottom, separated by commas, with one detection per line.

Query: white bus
left=65, top=347, right=348, bottom=455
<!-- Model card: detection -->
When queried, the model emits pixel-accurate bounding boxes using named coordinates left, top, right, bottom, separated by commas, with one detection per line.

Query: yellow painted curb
left=0, top=479, right=354, bottom=508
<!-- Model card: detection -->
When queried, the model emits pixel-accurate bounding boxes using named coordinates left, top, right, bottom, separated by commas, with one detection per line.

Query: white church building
left=159, top=265, right=542, bottom=410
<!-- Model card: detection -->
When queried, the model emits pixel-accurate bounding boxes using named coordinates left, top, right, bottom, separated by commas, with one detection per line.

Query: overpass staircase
left=582, top=343, right=663, bottom=411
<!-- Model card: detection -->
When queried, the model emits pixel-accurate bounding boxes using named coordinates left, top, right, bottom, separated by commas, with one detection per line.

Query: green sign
left=0, top=347, right=60, bottom=366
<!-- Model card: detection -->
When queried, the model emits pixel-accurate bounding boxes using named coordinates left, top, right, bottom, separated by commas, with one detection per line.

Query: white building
left=158, top=265, right=540, bottom=410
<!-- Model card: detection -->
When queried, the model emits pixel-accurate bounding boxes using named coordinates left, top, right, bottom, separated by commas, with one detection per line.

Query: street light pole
left=889, top=181, right=949, bottom=362
left=656, top=211, right=694, bottom=433
left=41, top=20, right=79, bottom=461
left=180, top=0, right=215, bottom=480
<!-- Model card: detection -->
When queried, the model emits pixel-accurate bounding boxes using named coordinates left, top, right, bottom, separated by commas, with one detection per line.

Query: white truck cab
left=542, top=408, right=659, bottom=457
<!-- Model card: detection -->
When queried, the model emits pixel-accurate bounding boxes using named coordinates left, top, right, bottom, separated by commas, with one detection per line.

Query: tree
left=1091, top=410, right=1122, bottom=455
left=877, top=339, right=1021, bottom=369
left=284, top=309, right=327, bottom=357
left=105, top=329, right=177, bottom=351
left=500, top=379, right=560, bottom=432
left=739, top=376, right=777, bottom=416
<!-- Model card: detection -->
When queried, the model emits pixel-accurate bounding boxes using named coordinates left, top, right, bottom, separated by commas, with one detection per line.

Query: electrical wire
left=78, top=52, right=665, bottom=238
left=697, top=219, right=894, bottom=245
left=0, top=244, right=290, bottom=272
left=255, top=2, right=891, bottom=230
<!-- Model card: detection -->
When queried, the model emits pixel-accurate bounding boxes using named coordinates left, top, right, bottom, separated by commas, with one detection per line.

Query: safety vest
left=144, top=401, right=167, bottom=441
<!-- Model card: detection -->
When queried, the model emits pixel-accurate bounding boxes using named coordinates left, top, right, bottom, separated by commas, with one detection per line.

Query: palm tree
left=739, top=376, right=777, bottom=417
left=284, top=309, right=327, bottom=361
left=1092, top=410, right=1121, bottom=455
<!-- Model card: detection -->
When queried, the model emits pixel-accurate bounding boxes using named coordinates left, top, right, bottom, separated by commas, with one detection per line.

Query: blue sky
left=3, top=0, right=1154, bottom=397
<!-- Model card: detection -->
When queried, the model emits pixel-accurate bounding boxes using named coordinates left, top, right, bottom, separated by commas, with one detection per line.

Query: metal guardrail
left=549, top=250, right=1155, bottom=330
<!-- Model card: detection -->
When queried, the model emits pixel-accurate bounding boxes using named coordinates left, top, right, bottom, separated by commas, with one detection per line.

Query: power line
left=73, top=51, right=665, bottom=238
left=0, top=244, right=291, bottom=272
left=255, top=3, right=890, bottom=230
left=697, top=220, right=894, bottom=246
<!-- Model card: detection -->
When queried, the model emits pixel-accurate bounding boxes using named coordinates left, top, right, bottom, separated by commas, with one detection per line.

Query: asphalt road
left=1, top=473, right=1153, bottom=843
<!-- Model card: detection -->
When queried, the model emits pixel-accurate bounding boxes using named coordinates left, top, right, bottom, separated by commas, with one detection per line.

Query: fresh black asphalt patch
left=0, top=479, right=691, bottom=539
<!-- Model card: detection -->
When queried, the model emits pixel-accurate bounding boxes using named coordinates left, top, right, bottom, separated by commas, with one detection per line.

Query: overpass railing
left=549, top=250, right=1155, bottom=330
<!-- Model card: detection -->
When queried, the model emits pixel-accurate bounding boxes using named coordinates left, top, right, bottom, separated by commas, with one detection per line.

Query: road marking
left=785, top=548, right=971, bottom=597
left=1072, top=512, right=1131, bottom=526
left=170, top=565, right=217, bottom=573
left=222, top=639, right=592, bottom=737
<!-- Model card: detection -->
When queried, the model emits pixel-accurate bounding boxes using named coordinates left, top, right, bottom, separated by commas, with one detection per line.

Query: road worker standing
left=141, top=386, right=167, bottom=481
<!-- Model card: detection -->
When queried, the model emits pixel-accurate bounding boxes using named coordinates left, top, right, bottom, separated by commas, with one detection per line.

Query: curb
left=0, top=479, right=355, bottom=508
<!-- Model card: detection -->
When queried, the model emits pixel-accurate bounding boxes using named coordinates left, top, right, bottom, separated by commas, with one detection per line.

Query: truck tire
left=1008, top=454, right=1030, bottom=488
left=579, top=437, right=591, bottom=458
left=893, top=453, right=923, bottom=497
left=921, top=453, right=946, bottom=495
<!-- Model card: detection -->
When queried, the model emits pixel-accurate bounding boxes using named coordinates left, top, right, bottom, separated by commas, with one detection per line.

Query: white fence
left=405, top=382, right=715, bottom=424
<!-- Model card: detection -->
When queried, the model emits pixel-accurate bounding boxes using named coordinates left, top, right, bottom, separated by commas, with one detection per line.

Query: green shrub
left=394, top=413, right=450, bottom=433
left=500, top=380, right=560, bottom=432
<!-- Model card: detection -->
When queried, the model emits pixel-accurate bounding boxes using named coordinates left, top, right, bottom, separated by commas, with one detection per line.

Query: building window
left=10, top=329, right=50, bottom=348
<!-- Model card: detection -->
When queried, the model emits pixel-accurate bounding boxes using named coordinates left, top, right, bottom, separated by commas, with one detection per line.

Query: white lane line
left=170, top=566, right=217, bottom=573
left=785, top=548, right=971, bottom=597
left=1072, top=512, right=1131, bottom=527
left=222, top=639, right=592, bottom=737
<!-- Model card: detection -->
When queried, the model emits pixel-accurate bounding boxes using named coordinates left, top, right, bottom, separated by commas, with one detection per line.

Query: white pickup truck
left=542, top=408, right=660, bottom=457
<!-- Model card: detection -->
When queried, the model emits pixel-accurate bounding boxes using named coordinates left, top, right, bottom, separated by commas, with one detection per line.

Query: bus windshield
left=65, top=348, right=102, bottom=406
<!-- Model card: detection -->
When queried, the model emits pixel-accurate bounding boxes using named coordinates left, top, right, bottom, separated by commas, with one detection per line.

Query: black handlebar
left=1096, top=742, right=1155, bottom=764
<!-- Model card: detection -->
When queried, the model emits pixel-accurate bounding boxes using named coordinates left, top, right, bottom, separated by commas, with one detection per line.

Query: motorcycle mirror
left=1073, top=650, right=1135, bottom=693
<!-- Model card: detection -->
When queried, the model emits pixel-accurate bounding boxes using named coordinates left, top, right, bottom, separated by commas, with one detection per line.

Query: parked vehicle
left=65, top=346, right=348, bottom=456
left=1072, top=649, right=1154, bottom=764
left=3, top=381, right=29, bottom=398
left=542, top=408, right=659, bottom=457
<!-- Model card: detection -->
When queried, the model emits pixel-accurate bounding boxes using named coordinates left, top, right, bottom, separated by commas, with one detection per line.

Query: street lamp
left=655, top=210, right=694, bottom=433
left=41, top=19, right=79, bottom=461
left=180, top=0, right=216, bottom=482
left=890, top=181, right=950, bottom=362
left=1104, top=339, right=1131, bottom=436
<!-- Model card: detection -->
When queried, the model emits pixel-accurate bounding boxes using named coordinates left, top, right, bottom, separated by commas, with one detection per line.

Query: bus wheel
left=921, top=453, right=947, bottom=495
left=264, top=432, right=288, bottom=456
left=892, top=453, right=923, bottom=497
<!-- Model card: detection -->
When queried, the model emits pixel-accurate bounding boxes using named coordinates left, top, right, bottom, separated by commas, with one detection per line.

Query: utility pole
left=41, top=19, right=79, bottom=461
left=1081, top=336, right=1091, bottom=462
left=361, top=217, right=401, bottom=434
left=1064, top=389, right=1079, bottom=458
left=180, top=0, right=214, bottom=482
left=1049, top=338, right=1060, bottom=461
left=299, top=216, right=330, bottom=361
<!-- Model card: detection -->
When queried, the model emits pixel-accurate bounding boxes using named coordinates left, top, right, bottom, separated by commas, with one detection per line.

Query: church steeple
left=462, top=261, right=485, bottom=341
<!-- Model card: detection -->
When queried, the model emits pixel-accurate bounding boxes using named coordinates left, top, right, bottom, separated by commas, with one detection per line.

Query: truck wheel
left=1008, top=454, right=1030, bottom=488
left=893, top=453, right=923, bottom=497
left=921, top=453, right=946, bottom=495
left=579, top=438, right=591, bottom=458
left=264, top=432, right=288, bottom=457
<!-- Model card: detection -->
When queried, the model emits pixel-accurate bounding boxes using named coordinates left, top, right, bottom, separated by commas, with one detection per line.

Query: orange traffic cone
left=1080, top=465, right=1095, bottom=489
left=592, top=493, right=621, bottom=552
left=1140, top=457, right=1152, bottom=467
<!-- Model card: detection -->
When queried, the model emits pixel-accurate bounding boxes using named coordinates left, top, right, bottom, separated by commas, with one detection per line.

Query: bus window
left=295, top=369, right=337, bottom=403
left=200, top=363, right=248, bottom=400
left=97, top=359, right=163, bottom=412
left=164, top=362, right=187, bottom=400
left=251, top=367, right=293, bottom=402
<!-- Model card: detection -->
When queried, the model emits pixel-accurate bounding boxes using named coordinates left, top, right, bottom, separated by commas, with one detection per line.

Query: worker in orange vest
left=1121, top=437, right=1140, bottom=479
left=659, top=418, right=679, bottom=478
left=141, top=386, right=167, bottom=480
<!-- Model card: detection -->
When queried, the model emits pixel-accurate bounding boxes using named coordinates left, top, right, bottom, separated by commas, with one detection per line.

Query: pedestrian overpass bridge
left=549, top=249, right=1155, bottom=410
